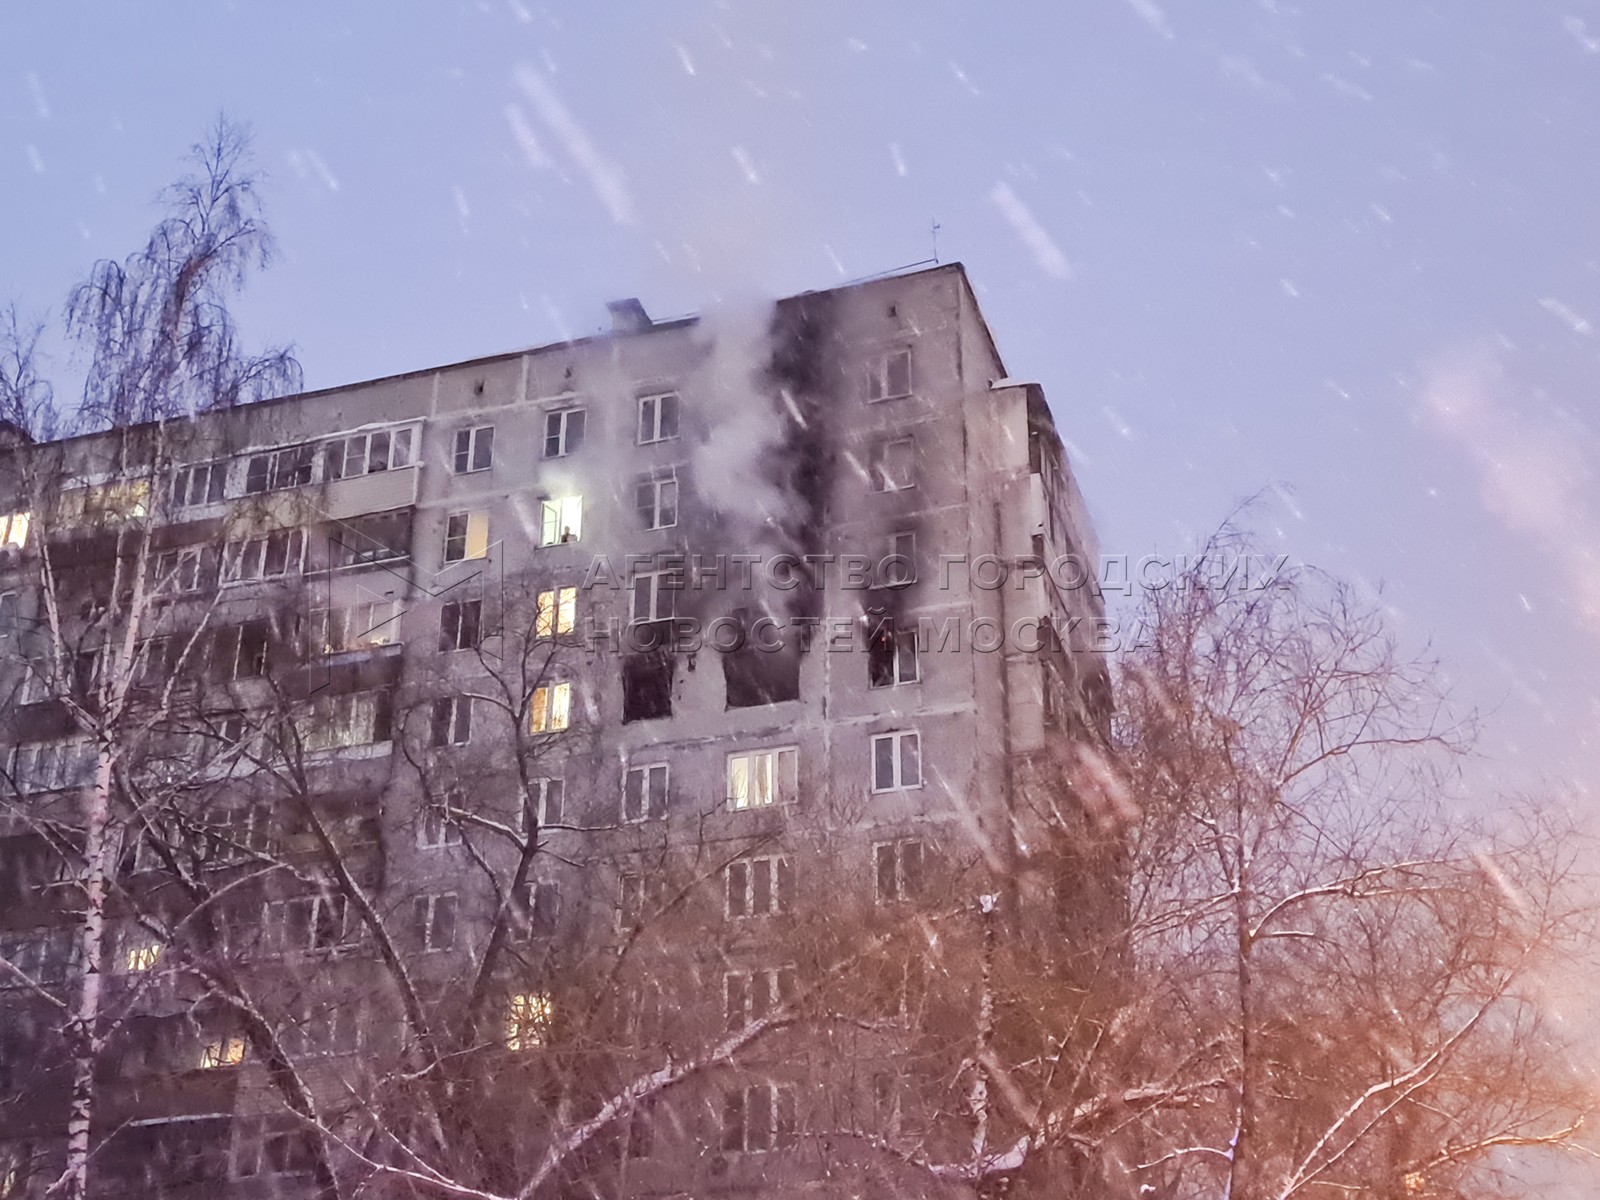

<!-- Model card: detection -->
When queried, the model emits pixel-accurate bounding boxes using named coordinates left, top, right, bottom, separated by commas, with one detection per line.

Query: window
left=634, top=470, right=679, bottom=530
left=525, top=777, right=565, bottom=828
left=222, top=621, right=271, bottom=679
left=443, top=511, right=490, bottom=563
left=418, top=806, right=462, bottom=849
left=122, top=937, right=162, bottom=972
left=0, top=510, right=30, bottom=549
left=867, top=346, right=913, bottom=401
left=0, top=929, right=73, bottom=985
left=439, top=599, right=482, bottom=651
left=721, top=1083, right=797, bottom=1153
left=234, top=1115, right=318, bottom=1178
left=724, top=966, right=797, bottom=1029
left=323, top=425, right=417, bottom=480
left=870, top=438, right=916, bottom=491
left=621, top=651, right=673, bottom=722
left=430, top=696, right=472, bottom=747
left=871, top=731, right=922, bottom=791
left=868, top=621, right=919, bottom=688
left=626, top=1100, right=657, bottom=1160
left=412, top=894, right=459, bottom=951
left=315, top=600, right=400, bottom=654
left=882, top=530, right=917, bottom=586
left=637, top=391, right=680, bottom=443
left=535, top=587, right=577, bottom=637
left=155, top=547, right=205, bottom=594
left=243, top=444, right=314, bottom=494
left=630, top=564, right=681, bottom=624
left=171, top=461, right=226, bottom=508
left=529, top=682, right=571, bottom=733
left=516, top=881, right=561, bottom=938
left=198, top=1036, right=246, bottom=1069
left=617, top=871, right=658, bottom=930
left=264, top=894, right=362, bottom=955
left=726, top=856, right=793, bottom=918
left=299, top=690, right=391, bottom=751
left=875, top=840, right=924, bottom=903
left=10, top=741, right=95, bottom=793
left=727, top=747, right=798, bottom=810
left=543, top=408, right=586, bottom=458
left=623, top=763, right=668, bottom=822
left=506, top=992, right=553, bottom=1049
left=539, top=497, right=583, bottom=546
left=224, top=529, right=305, bottom=582
left=332, top=509, right=411, bottom=566
left=0, top=590, right=16, bottom=636
left=453, top=425, right=495, bottom=473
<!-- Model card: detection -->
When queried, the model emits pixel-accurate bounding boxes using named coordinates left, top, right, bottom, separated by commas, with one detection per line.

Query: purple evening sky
left=4, top=2, right=1600, bottom=814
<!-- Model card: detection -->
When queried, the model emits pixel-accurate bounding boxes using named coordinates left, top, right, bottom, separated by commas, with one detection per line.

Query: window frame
left=634, top=470, right=680, bottom=530
left=726, top=746, right=799, bottom=811
left=438, top=597, right=483, bottom=652
left=171, top=461, right=228, bottom=508
left=726, top=855, right=793, bottom=919
left=868, top=621, right=920, bottom=689
left=535, top=586, right=577, bottom=638
left=529, top=681, right=572, bottom=733
left=623, top=762, right=668, bottom=823
left=870, top=730, right=922, bottom=792
left=637, top=391, right=681, bottom=444
left=874, top=839, right=925, bottom=903
left=452, top=424, right=495, bottom=474
left=430, top=696, right=473, bottom=747
left=629, top=566, right=680, bottom=625
left=866, top=346, right=913, bottom=402
left=538, top=496, right=583, bottom=546
left=869, top=437, right=917, bottom=492
left=412, top=892, right=459, bottom=952
left=543, top=407, right=587, bottom=458
left=322, top=424, right=418, bottom=481
left=443, top=511, right=490, bottom=564
left=223, top=529, right=306, bottom=584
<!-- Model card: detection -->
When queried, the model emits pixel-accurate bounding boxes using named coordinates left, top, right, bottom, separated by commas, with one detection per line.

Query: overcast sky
left=5, top=1, right=1600, bottom=807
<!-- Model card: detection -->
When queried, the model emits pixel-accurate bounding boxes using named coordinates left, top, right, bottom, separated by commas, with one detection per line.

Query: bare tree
left=0, top=117, right=299, bottom=1200
left=866, top=527, right=1597, bottom=1200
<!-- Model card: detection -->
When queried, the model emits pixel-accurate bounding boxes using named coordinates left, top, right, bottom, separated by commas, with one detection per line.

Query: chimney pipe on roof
left=607, top=298, right=652, bottom=334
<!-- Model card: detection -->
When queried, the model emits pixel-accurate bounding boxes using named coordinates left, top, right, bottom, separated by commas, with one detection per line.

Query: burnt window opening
left=724, top=642, right=800, bottom=708
left=622, top=652, right=674, bottom=723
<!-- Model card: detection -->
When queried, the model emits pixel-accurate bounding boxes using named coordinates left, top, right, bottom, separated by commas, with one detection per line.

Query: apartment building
left=0, top=262, right=1112, bottom=1198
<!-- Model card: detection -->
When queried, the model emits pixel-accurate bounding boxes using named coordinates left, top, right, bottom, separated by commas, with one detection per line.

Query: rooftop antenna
left=931, top=219, right=942, bottom=264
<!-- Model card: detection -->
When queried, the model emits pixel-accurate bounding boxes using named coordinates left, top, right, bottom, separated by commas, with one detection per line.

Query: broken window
left=623, top=762, right=668, bottom=822
left=637, top=391, right=680, bottom=443
left=539, top=497, right=583, bottom=545
left=316, top=600, right=400, bottom=653
left=869, top=437, right=916, bottom=492
left=723, top=643, right=800, bottom=708
left=543, top=407, right=586, bottom=458
left=443, top=511, right=490, bottom=563
left=726, top=747, right=798, bottom=810
left=867, top=621, right=919, bottom=688
left=871, top=731, right=921, bottom=791
left=244, top=443, right=314, bottom=494
left=622, top=651, right=674, bottom=722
